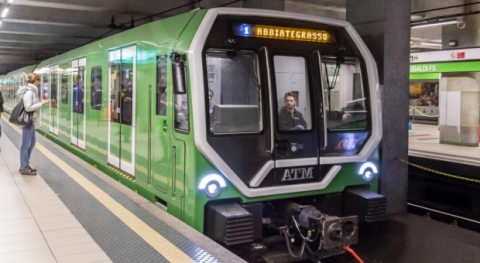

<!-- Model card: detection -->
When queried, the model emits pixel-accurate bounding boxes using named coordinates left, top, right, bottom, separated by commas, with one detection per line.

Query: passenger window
left=274, top=56, right=312, bottom=131
left=61, top=74, right=68, bottom=104
left=156, top=56, right=167, bottom=116
left=90, top=66, right=102, bottom=110
left=205, top=50, right=262, bottom=133
left=323, top=59, right=367, bottom=130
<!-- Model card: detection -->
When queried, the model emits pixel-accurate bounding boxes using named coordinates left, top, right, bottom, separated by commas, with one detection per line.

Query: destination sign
left=233, top=23, right=336, bottom=43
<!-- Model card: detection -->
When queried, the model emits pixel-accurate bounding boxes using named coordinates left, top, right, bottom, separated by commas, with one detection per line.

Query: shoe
left=20, top=168, right=36, bottom=175
left=19, top=164, right=36, bottom=172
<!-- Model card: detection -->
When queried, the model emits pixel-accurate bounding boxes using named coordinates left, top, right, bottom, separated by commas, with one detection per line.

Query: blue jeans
left=20, top=124, right=36, bottom=170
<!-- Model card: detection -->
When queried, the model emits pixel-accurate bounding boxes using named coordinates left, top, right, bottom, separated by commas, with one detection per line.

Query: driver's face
left=285, top=96, right=296, bottom=110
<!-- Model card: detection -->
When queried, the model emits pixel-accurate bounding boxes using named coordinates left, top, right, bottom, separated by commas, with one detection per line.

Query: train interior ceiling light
left=411, top=18, right=458, bottom=29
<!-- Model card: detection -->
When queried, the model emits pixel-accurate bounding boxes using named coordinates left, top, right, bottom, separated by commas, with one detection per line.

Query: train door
left=269, top=52, right=320, bottom=183
left=71, top=58, right=86, bottom=149
left=49, top=65, right=59, bottom=135
left=107, top=46, right=136, bottom=176
left=151, top=55, right=171, bottom=193
left=205, top=49, right=272, bottom=189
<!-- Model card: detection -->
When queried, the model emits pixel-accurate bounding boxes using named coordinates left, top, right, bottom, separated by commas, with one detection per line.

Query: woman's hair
left=26, top=73, right=40, bottom=84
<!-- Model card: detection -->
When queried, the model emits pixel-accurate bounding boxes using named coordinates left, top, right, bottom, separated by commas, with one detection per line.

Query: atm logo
left=281, top=167, right=314, bottom=182
left=335, top=139, right=360, bottom=150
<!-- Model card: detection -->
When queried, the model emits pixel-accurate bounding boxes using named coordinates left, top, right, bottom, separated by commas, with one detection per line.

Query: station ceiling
left=0, top=0, right=228, bottom=74
left=0, top=0, right=471, bottom=74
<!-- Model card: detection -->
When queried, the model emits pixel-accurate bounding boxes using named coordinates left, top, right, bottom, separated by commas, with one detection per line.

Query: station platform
left=409, top=123, right=480, bottom=166
left=0, top=118, right=245, bottom=263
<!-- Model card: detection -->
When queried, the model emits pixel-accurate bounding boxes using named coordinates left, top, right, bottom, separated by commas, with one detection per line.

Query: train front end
left=187, top=8, right=384, bottom=263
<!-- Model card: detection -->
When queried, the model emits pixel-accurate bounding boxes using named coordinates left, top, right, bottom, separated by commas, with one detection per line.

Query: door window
left=274, top=56, right=312, bottom=131
left=90, top=66, right=102, bottom=110
left=205, top=50, right=262, bottom=134
left=42, top=75, right=49, bottom=100
left=175, top=94, right=189, bottom=131
left=72, top=66, right=85, bottom=114
left=51, top=69, right=58, bottom=109
left=156, top=55, right=167, bottom=116
left=322, top=60, right=367, bottom=130
left=61, top=74, right=68, bottom=104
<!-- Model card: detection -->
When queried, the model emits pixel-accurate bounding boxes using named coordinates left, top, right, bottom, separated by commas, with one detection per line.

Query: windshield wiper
left=226, top=39, right=261, bottom=90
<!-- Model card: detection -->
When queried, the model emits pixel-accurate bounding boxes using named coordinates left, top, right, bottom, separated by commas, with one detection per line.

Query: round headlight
left=362, top=168, right=374, bottom=182
left=205, top=181, right=221, bottom=197
left=358, top=162, right=378, bottom=182
left=198, top=174, right=227, bottom=198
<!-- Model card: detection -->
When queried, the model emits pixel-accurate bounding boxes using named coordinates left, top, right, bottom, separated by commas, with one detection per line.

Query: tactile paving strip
left=2, top=121, right=221, bottom=263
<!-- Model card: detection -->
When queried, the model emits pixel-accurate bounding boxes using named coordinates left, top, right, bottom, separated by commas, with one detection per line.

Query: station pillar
left=440, top=11, right=480, bottom=147
left=439, top=73, right=480, bottom=147
left=243, top=0, right=285, bottom=10
left=346, top=0, right=411, bottom=215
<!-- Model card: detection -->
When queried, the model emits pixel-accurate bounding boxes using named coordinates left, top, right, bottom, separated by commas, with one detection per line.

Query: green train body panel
left=0, top=9, right=380, bottom=236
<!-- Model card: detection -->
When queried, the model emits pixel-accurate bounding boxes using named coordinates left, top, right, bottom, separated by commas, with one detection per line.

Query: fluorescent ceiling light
left=420, top=42, right=442, bottom=47
left=7, top=0, right=14, bottom=3
left=411, top=19, right=457, bottom=29
left=2, top=8, right=9, bottom=18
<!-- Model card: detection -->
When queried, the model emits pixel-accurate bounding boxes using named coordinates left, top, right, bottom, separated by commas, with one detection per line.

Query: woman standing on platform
left=16, top=73, right=48, bottom=175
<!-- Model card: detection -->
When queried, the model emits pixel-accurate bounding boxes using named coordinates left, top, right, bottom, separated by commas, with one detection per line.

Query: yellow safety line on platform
left=399, top=159, right=480, bottom=184
left=409, top=150, right=480, bottom=165
left=408, top=106, right=439, bottom=118
left=5, top=121, right=195, bottom=263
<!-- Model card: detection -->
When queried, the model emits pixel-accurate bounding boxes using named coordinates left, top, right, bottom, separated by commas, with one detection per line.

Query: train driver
left=278, top=92, right=307, bottom=131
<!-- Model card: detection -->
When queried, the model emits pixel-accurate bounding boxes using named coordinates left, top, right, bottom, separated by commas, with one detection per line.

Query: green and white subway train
left=1, top=8, right=385, bottom=262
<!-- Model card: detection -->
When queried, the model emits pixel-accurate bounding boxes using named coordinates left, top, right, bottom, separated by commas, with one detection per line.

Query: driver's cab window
left=323, top=58, right=367, bottom=130
left=205, top=50, right=262, bottom=134
left=274, top=56, right=312, bottom=131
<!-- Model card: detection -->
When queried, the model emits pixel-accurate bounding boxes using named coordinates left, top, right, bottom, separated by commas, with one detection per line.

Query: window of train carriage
left=273, top=55, right=312, bottom=131
left=61, top=74, right=68, bottom=104
left=156, top=55, right=167, bottom=116
left=90, top=66, right=102, bottom=110
left=205, top=50, right=262, bottom=134
left=322, top=59, right=368, bottom=131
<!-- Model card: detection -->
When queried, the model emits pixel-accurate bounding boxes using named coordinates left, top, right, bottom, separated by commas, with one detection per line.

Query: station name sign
left=233, top=23, right=336, bottom=43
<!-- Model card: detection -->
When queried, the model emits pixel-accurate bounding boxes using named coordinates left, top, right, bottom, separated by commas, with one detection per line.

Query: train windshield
left=322, top=58, right=367, bottom=131
left=206, top=50, right=263, bottom=134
